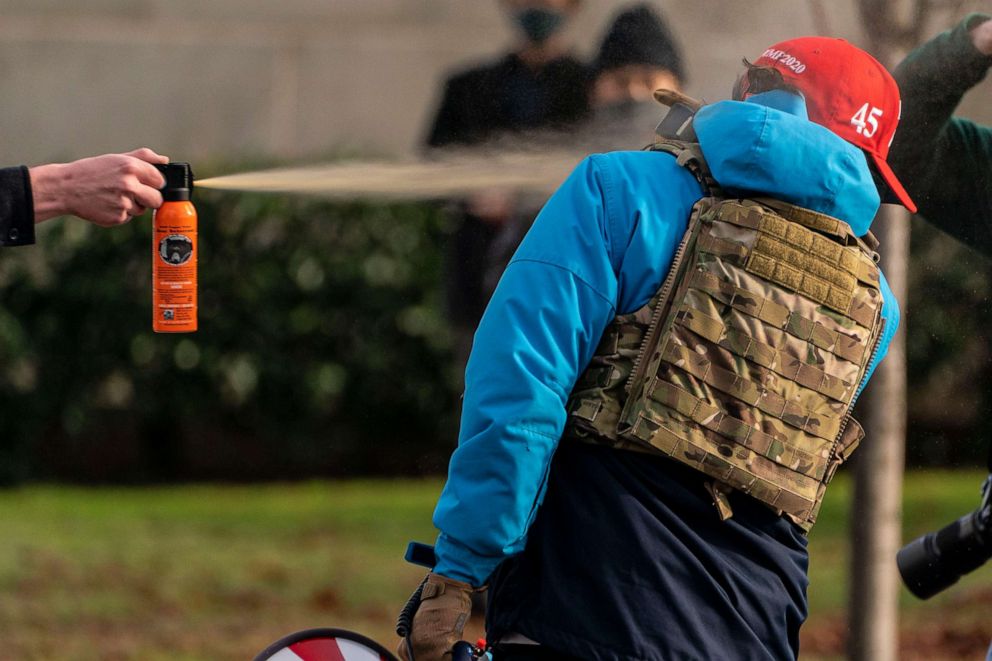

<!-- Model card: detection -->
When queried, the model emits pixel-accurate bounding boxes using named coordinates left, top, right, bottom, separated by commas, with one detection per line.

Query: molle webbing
left=687, top=270, right=869, bottom=365
left=564, top=183, right=884, bottom=530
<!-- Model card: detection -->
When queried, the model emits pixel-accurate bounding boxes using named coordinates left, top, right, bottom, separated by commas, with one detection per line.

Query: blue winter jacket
left=432, top=90, right=900, bottom=587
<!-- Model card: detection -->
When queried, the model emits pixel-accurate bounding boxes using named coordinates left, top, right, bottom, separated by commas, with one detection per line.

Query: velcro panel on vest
left=754, top=197, right=880, bottom=265
left=752, top=199, right=847, bottom=238
left=747, top=236, right=856, bottom=316
left=716, top=204, right=881, bottom=321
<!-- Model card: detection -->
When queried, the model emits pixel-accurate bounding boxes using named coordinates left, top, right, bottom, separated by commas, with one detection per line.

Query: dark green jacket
left=889, top=13, right=992, bottom=253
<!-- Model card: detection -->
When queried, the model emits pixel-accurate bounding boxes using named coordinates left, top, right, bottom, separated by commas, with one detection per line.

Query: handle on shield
left=404, top=541, right=437, bottom=568
left=396, top=574, right=428, bottom=636
left=397, top=542, right=435, bottom=641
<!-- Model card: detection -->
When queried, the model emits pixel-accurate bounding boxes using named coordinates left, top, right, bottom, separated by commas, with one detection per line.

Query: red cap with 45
left=753, top=36, right=917, bottom=213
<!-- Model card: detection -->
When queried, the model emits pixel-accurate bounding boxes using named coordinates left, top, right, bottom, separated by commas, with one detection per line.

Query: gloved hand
left=397, top=572, right=476, bottom=661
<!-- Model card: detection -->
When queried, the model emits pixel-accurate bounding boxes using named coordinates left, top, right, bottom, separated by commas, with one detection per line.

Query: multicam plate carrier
left=564, top=140, right=886, bottom=530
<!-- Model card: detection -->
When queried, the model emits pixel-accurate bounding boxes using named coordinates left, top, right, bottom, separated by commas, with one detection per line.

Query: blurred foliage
left=2, top=190, right=992, bottom=483
left=0, top=188, right=459, bottom=484
left=905, top=218, right=992, bottom=468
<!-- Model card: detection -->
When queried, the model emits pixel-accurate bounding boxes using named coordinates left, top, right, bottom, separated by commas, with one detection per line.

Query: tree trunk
left=848, top=206, right=910, bottom=661
left=843, top=2, right=926, bottom=655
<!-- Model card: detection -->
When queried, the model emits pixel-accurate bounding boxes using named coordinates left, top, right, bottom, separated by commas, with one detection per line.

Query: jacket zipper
left=622, top=204, right=706, bottom=401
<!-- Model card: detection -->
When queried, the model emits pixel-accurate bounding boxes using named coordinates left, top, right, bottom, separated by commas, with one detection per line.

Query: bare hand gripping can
left=152, top=162, right=197, bottom=333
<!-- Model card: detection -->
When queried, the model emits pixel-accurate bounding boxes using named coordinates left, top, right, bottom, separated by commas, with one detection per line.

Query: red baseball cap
left=752, top=37, right=917, bottom=213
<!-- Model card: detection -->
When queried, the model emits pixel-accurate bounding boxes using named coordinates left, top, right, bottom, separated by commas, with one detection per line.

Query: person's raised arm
left=889, top=16, right=992, bottom=245
left=893, top=14, right=992, bottom=151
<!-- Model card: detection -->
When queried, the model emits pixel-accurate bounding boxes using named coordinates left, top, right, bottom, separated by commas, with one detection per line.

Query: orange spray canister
left=152, top=162, right=197, bottom=333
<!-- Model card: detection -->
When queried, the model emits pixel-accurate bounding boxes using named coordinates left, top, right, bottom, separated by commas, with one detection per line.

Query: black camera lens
left=898, top=507, right=992, bottom=599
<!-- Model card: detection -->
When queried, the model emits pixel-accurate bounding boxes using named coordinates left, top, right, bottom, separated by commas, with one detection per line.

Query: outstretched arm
left=30, top=147, right=168, bottom=227
left=1, top=148, right=169, bottom=249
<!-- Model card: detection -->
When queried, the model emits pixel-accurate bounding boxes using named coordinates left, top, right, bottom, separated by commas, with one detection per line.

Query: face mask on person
left=514, top=8, right=567, bottom=44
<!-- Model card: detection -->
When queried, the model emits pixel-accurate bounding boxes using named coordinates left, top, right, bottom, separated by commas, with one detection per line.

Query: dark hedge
left=1, top=193, right=990, bottom=484
left=0, top=190, right=460, bottom=483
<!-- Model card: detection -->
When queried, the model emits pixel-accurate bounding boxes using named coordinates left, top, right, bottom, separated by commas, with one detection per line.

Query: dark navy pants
left=486, top=443, right=809, bottom=661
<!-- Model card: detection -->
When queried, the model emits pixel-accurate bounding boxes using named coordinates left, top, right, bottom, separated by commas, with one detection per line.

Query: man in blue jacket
left=402, top=37, right=915, bottom=661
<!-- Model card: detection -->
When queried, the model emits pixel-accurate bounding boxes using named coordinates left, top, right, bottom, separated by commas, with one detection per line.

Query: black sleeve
left=425, top=77, right=470, bottom=149
left=890, top=13, right=992, bottom=251
left=424, top=65, right=501, bottom=149
left=0, top=166, right=36, bottom=247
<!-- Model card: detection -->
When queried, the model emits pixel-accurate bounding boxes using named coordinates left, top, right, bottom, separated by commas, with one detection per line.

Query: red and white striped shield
left=254, top=628, right=398, bottom=661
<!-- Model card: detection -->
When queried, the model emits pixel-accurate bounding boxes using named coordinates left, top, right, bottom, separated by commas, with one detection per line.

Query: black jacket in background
left=426, top=53, right=590, bottom=148
left=0, top=166, right=35, bottom=247
left=427, top=52, right=591, bottom=329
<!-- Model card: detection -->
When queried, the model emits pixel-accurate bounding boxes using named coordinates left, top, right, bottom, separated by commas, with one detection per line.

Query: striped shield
left=254, top=628, right=397, bottom=661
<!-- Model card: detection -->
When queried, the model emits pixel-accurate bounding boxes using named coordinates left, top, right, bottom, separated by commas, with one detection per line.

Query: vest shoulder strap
left=646, top=140, right=722, bottom=198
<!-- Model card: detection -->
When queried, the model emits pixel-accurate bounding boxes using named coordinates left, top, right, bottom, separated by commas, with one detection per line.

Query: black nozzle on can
left=155, top=162, right=194, bottom=201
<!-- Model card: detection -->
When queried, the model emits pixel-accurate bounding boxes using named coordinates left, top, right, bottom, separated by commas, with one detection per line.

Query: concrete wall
left=0, top=1, right=987, bottom=166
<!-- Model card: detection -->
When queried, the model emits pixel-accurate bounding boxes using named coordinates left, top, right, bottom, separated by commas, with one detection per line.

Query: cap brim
left=870, top=152, right=917, bottom=214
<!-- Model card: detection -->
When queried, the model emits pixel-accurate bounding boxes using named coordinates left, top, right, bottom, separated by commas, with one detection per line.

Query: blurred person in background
left=426, top=0, right=588, bottom=149
left=587, top=3, right=685, bottom=134
left=889, top=13, right=992, bottom=247
left=0, top=148, right=168, bottom=248
left=425, top=0, right=590, bottom=371
left=400, top=36, right=911, bottom=661
left=480, top=2, right=688, bottom=331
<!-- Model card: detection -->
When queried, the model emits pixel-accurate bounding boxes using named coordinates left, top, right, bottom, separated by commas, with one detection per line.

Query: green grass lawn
left=0, top=473, right=989, bottom=660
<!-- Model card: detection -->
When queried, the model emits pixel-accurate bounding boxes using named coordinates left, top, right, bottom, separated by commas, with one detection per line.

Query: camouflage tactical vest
left=564, top=141, right=886, bottom=530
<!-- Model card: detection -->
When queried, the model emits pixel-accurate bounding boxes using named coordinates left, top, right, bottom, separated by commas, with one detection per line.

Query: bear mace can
left=152, top=162, right=197, bottom=333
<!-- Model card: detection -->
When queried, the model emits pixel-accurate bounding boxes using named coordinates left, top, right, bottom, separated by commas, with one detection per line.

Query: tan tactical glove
left=397, top=572, right=476, bottom=661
